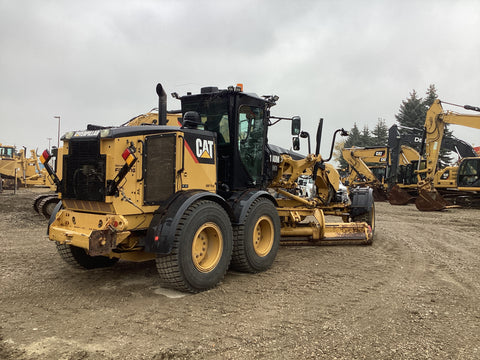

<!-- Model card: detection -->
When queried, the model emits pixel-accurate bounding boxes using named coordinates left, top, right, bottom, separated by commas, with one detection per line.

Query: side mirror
left=291, top=116, right=301, bottom=136
left=292, top=136, right=300, bottom=151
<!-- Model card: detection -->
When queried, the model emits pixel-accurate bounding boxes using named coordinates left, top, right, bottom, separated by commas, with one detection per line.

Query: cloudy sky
left=1, top=0, right=479, bottom=158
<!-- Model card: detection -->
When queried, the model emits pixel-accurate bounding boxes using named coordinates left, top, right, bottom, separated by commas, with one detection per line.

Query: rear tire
left=39, top=196, right=60, bottom=219
left=56, top=243, right=119, bottom=269
left=231, top=198, right=280, bottom=273
left=32, top=194, right=52, bottom=213
left=155, top=200, right=233, bottom=293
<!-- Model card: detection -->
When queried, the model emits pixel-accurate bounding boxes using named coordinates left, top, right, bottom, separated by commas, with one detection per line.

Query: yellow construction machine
left=342, top=146, right=389, bottom=201
left=41, top=84, right=374, bottom=293
left=0, top=144, right=50, bottom=190
left=342, top=145, right=421, bottom=201
left=414, top=100, right=480, bottom=210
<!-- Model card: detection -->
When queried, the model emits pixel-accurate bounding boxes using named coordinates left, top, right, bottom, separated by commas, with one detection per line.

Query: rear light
left=39, top=149, right=60, bottom=186
left=107, top=145, right=138, bottom=195
left=40, top=149, right=51, bottom=164
left=122, top=147, right=136, bottom=166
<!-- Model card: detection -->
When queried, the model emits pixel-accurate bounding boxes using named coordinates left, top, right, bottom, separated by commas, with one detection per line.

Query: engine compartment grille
left=62, top=139, right=106, bottom=201
left=144, top=134, right=176, bottom=204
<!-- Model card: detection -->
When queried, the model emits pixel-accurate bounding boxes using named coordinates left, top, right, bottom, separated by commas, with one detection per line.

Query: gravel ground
left=1, top=188, right=479, bottom=359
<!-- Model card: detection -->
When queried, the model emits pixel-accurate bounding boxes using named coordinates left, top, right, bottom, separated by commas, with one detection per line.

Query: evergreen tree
left=423, top=84, right=438, bottom=108
left=371, top=118, right=389, bottom=146
left=395, top=90, right=425, bottom=130
left=395, top=84, right=452, bottom=165
left=343, top=123, right=362, bottom=149
left=360, top=126, right=371, bottom=147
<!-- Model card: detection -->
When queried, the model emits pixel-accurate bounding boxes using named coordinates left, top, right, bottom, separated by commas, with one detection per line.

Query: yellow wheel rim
left=191, top=222, right=223, bottom=273
left=253, top=216, right=274, bottom=257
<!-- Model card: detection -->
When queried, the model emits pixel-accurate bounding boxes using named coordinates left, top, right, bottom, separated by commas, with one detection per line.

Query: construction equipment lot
left=1, top=189, right=479, bottom=359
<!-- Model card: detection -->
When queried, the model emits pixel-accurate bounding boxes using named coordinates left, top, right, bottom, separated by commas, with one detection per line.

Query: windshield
left=0, top=147, right=14, bottom=158
left=458, top=159, right=480, bottom=187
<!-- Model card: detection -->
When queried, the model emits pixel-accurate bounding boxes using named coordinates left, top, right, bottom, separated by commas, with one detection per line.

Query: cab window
left=238, top=105, right=264, bottom=184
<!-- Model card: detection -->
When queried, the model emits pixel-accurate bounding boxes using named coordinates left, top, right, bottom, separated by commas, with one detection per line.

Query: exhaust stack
left=156, top=83, right=167, bottom=125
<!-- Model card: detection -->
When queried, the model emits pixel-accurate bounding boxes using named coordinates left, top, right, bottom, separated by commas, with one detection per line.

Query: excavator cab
left=457, top=158, right=480, bottom=188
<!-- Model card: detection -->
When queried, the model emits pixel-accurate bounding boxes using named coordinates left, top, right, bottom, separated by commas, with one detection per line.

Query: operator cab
left=0, top=145, right=15, bottom=159
left=180, top=86, right=274, bottom=195
left=458, top=158, right=480, bottom=187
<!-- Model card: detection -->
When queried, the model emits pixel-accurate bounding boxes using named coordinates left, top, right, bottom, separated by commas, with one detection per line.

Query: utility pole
left=54, top=116, right=61, bottom=148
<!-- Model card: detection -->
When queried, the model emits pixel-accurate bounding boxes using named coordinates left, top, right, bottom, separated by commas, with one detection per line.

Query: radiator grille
left=144, top=134, right=176, bottom=204
left=63, top=139, right=106, bottom=201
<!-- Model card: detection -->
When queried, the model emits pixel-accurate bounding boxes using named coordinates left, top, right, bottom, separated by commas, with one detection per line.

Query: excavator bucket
left=388, top=185, right=415, bottom=205
left=372, top=187, right=388, bottom=202
left=415, top=188, right=448, bottom=211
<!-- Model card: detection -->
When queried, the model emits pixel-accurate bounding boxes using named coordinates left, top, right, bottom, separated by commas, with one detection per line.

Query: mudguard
left=227, top=189, right=277, bottom=225
left=47, top=201, right=63, bottom=235
left=145, top=190, right=231, bottom=254
left=349, top=187, right=374, bottom=218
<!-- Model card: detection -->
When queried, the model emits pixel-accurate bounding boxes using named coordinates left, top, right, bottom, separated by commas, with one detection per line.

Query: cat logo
left=196, top=138, right=214, bottom=159
left=184, top=132, right=216, bottom=164
left=375, top=150, right=385, bottom=156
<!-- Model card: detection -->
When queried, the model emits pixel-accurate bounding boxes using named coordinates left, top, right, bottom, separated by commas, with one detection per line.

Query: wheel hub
left=192, top=222, right=223, bottom=273
left=253, top=216, right=274, bottom=257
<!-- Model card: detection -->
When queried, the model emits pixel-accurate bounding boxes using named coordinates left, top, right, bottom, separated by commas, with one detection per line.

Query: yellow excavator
left=342, top=144, right=420, bottom=201
left=414, top=100, right=480, bottom=211
left=342, top=146, right=389, bottom=200
left=40, top=83, right=375, bottom=293
left=387, top=123, right=478, bottom=205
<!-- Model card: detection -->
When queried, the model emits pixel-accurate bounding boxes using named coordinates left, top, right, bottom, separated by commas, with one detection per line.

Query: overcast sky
left=1, top=0, right=479, bottom=158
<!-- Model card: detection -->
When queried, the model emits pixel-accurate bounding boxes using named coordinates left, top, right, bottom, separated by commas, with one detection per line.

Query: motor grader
left=41, top=83, right=374, bottom=293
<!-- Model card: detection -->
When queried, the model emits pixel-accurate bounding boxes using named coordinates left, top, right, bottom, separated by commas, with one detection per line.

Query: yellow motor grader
left=41, top=83, right=374, bottom=293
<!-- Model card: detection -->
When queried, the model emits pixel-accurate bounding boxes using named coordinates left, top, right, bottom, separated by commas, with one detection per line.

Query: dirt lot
left=1, top=188, right=479, bottom=360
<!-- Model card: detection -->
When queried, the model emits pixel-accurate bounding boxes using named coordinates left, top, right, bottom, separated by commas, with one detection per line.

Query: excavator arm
left=342, top=147, right=388, bottom=200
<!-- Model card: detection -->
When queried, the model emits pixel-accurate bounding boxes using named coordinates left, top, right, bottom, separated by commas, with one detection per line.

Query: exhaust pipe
left=156, top=83, right=167, bottom=125
left=315, top=118, right=323, bottom=156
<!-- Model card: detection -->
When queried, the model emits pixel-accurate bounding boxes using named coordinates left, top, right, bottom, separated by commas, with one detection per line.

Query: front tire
left=231, top=198, right=280, bottom=273
left=155, top=200, right=233, bottom=293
